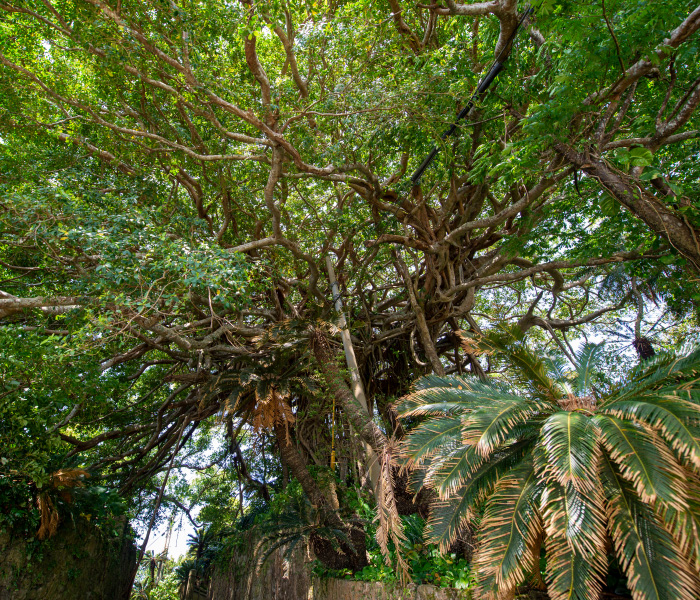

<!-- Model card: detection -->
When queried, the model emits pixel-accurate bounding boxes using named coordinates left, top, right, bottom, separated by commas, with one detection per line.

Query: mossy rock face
left=0, top=518, right=136, bottom=600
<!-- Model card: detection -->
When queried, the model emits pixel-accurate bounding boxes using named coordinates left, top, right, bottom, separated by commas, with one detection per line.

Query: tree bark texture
left=557, top=144, right=700, bottom=270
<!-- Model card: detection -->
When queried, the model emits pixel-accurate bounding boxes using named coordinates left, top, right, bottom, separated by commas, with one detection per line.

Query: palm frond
left=541, top=480, right=607, bottom=600
left=605, top=345, right=700, bottom=405
left=595, top=414, right=688, bottom=510
left=50, top=468, right=90, bottom=488
left=601, top=455, right=699, bottom=600
left=399, top=416, right=463, bottom=468
left=662, top=386, right=700, bottom=406
left=425, top=442, right=533, bottom=551
left=250, top=388, right=295, bottom=433
left=602, top=395, right=700, bottom=472
left=395, top=374, right=491, bottom=418
left=36, top=493, right=59, bottom=540
left=479, top=327, right=565, bottom=401
left=408, top=373, right=477, bottom=393
left=375, top=441, right=409, bottom=580
left=656, top=470, right=700, bottom=573
left=252, top=496, right=356, bottom=573
left=422, top=444, right=482, bottom=499
left=573, top=342, right=604, bottom=395
left=474, top=459, right=544, bottom=600
left=536, top=411, right=599, bottom=493
left=544, top=354, right=570, bottom=383
left=461, top=395, right=553, bottom=457
left=406, top=455, right=433, bottom=494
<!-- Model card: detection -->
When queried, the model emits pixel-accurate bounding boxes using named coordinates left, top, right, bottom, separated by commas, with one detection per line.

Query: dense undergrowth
left=310, top=505, right=473, bottom=589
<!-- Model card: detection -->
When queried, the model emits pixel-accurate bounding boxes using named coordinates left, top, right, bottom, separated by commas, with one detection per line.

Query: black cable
left=410, top=5, right=536, bottom=185
left=573, top=168, right=582, bottom=197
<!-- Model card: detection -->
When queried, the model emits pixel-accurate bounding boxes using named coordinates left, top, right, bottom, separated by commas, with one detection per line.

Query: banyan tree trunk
left=272, top=421, right=368, bottom=571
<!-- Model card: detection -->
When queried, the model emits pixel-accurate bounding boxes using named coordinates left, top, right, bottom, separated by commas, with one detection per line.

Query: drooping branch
left=395, top=255, right=444, bottom=375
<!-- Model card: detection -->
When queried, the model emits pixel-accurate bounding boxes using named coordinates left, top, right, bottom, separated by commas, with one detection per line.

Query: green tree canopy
left=1, top=0, right=699, bottom=589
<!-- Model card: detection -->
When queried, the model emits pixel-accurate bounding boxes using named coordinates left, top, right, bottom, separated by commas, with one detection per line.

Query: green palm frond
left=253, top=499, right=356, bottom=568
left=603, top=395, right=700, bottom=472
left=662, top=386, right=700, bottom=405
left=601, top=455, right=699, bottom=600
left=537, top=411, right=599, bottom=493
left=420, top=444, right=482, bottom=499
left=400, top=341, right=700, bottom=599
left=425, top=441, right=533, bottom=551
left=631, top=343, right=700, bottom=379
left=395, top=374, right=491, bottom=418
left=406, top=455, right=433, bottom=494
left=407, top=373, right=476, bottom=393
left=426, top=491, right=474, bottom=556
left=461, top=394, right=553, bottom=457
left=474, top=459, right=544, bottom=600
left=658, top=471, right=700, bottom=573
left=541, top=481, right=607, bottom=600
left=595, top=414, right=688, bottom=510
left=542, top=354, right=570, bottom=388
left=606, top=346, right=700, bottom=405
left=479, top=327, right=564, bottom=401
left=427, top=435, right=540, bottom=501
left=398, top=376, right=553, bottom=463
left=573, top=342, right=604, bottom=395
left=399, top=416, right=463, bottom=467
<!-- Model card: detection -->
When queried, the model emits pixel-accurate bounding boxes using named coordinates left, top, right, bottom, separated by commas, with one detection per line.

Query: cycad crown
left=397, top=331, right=700, bottom=600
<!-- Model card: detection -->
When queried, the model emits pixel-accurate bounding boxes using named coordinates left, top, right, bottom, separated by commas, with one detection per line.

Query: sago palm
left=397, top=330, right=700, bottom=600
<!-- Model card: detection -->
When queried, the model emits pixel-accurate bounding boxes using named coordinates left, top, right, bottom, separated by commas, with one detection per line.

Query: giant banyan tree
left=1, top=0, right=699, bottom=588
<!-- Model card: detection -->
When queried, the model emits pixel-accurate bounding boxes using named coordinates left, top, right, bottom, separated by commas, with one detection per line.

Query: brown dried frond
left=558, top=393, right=596, bottom=412
left=375, top=439, right=410, bottom=584
left=35, top=468, right=90, bottom=539
left=36, top=493, right=59, bottom=540
left=250, top=388, right=295, bottom=435
left=325, top=322, right=341, bottom=337
left=50, top=468, right=90, bottom=489
left=456, top=330, right=489, bottom=356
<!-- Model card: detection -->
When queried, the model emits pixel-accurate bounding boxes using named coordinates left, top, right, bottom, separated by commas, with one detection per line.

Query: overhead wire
left=410, top=3, right=539, bottom=184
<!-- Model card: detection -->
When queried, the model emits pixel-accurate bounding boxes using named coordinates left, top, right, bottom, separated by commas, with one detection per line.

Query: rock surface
left=0, top=518, right=136, bottom=600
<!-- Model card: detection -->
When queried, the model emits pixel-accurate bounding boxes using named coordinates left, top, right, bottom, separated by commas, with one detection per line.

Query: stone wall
left=208, top=541, right=312, bottom=600
left=181, top=569, right=210, bottom=600
left=207, top=544, right=471, bottom=600
left=0, top=517, right=136, bottom=600
left=311, top=579, right=471, bottom=600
